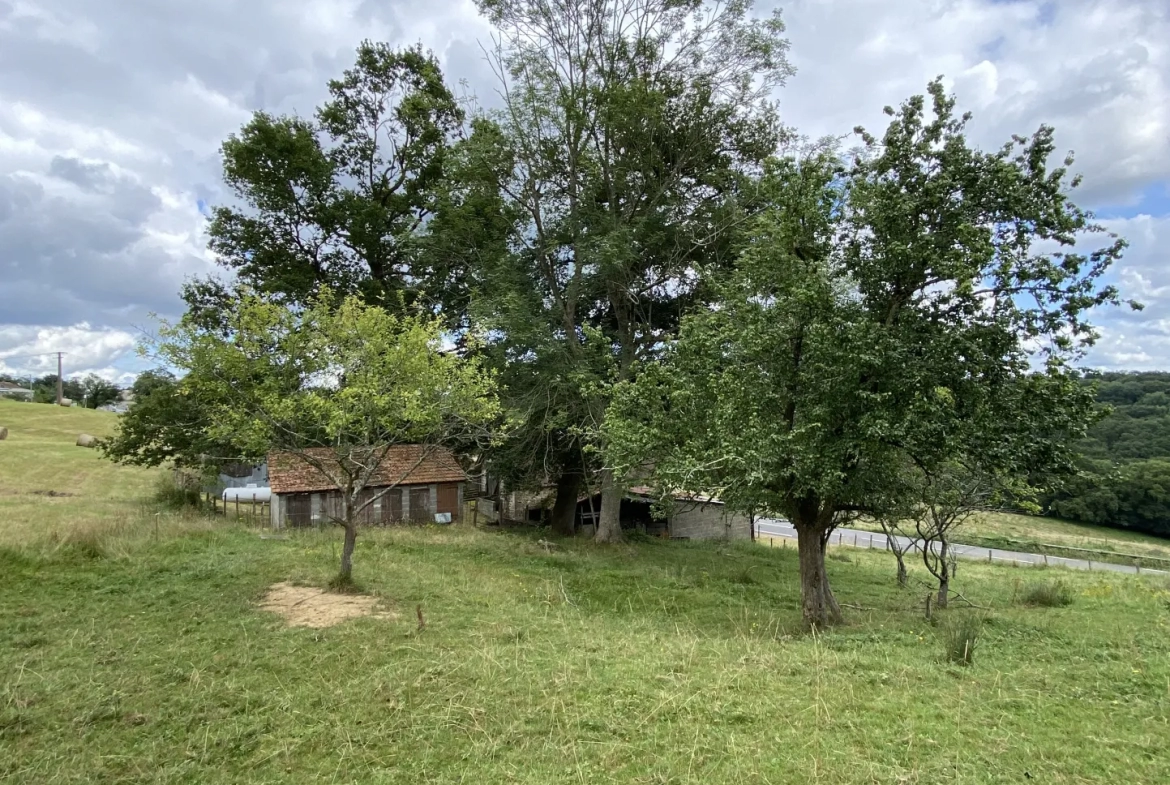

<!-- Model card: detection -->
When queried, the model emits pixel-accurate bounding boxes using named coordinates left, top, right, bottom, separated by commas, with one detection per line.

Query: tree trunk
left=936, top=539, right=950, bottom=609
left=896, top=556, right=908, bottom=588
left=594, top=467, right=624, bottom=543
left=337, top=496, right=358, bottom=587
left=550, top=470, right=582, bottom=537
left=795, top=522, right=843, bottom=629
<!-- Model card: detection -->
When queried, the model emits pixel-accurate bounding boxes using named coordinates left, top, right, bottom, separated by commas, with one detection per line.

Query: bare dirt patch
left=259, top=582, right=396, bottom=628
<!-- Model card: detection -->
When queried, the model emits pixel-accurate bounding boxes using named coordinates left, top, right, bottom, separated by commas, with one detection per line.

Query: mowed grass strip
left=2, top=522, right=1168, bottom=785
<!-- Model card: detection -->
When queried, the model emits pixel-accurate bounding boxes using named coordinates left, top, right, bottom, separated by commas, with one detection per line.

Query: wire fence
left=755, top=525, right=1169, bottom=577
left=205, top=492, right=271, bottom=526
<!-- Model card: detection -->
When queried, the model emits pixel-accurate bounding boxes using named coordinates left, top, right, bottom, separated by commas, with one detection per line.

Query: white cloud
left=0, top=323, right=138, bottom=378
left=779, top=0, right=1170, bottom=206
left=0, top=0, right=1167, bottom=370
left=1083, top=213, right=1170, bottom=369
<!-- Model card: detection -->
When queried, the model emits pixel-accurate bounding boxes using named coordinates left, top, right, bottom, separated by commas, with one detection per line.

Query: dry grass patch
left=258, top=581, right=397, bottom=628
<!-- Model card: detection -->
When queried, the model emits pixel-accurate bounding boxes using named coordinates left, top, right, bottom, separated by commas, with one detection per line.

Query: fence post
left=869, top=534, right=873, bottom=549
left=1043, top=554, right=1048, bottom=566
left=853, top=533, right=857, bottom=547
left=1087, top=559, right=1092, bottom=571
left=988, top=549, right=993, bottom=563
left=235, top=495, right=239, bottom=519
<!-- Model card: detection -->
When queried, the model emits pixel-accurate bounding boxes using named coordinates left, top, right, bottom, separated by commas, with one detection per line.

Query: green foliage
left=79, top=374, right=121, bottom=409
left=466, top=0, right=793, bottom=511
left=185, top=41, right=465, bottom=329
left=160, top=290, right=500, bottom=464
left=151, top=474, right=208, bottom=512
left=1020, top=579, right=1075, bottom=607
left=608, top=80, right=1126, bottom=627
left=1037, top=372, right=1170, bottom=539
left=942, top=614, right=983, bottom=666
left=1081, top=371, right=1170, bottom=461
left=29, top=374, right=84, bottom=404
left=100, top=370, right=235, bottom=471
left=1049, top=459, right=1170, bottom=537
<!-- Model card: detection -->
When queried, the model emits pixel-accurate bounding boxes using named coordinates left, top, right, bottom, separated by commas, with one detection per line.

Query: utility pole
left=56, top=352, right=63, bottom=406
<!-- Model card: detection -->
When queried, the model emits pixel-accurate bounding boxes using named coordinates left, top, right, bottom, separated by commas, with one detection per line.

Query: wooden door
left=378, top=488, right=403, bottom=524
left=436, top=483, right=459, bottom=521
left=286, top=494, right=311, bottom=527
left=356, top=488, right=376, bottom=525
left=410, top=486, right=432, bottom=523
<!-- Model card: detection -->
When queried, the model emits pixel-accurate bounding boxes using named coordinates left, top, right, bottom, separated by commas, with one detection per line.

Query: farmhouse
left=268, top=445, right=467, bottom=528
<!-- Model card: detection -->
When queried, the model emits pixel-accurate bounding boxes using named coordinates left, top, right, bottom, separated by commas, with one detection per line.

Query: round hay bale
left=0, top=426, right=8, bottom=440
left=76, top=433, right=97, bottom=448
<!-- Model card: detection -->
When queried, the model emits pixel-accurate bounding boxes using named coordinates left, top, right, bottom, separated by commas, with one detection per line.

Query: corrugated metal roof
left=268, top=445, right=466, bottom=494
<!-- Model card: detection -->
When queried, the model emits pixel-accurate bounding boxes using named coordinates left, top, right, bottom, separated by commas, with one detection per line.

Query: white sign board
left=433, top=512, right=452, bottom=524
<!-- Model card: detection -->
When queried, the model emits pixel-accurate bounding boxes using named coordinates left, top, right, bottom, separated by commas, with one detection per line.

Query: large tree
left=100, top=370, right=237, bottom=471
left=79, top=374, right=121, bottom=410
left=608, top=81, right=1129, bottom=627
left=470, top=0, right=793, bottom=540
left=151, top=290, right=500, bottom=586
left=184, top=42, right=467, bottom=330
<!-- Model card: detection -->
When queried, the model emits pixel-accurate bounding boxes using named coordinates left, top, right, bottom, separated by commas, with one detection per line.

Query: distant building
left=0, top=381, right=33, bottom=400
left=575, top=486, right=752, bottom=540
left=267, top=445, right=467, bottom=528
left=506, top=484, right=752, bottom=541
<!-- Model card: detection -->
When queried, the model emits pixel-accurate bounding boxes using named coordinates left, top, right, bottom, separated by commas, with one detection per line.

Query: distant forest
left=1045, top=371, right=1170, bottom=537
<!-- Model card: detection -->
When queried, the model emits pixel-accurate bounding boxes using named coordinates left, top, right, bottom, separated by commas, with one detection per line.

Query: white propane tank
left=222, top=484, right=272, bottom=503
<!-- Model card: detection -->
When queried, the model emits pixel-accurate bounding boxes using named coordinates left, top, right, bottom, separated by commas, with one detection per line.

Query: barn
left=268, top=445, right=467, bottom=528
left=574, top=486, right=752, bottom=540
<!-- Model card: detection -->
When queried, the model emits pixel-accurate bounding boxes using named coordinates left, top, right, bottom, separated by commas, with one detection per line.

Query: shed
left=268, top=445, right=467, bottom=529
left=574, top=486, right=752, bottom=541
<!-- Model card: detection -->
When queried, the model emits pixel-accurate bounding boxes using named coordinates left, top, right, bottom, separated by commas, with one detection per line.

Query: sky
left=0, top=0, right=1168, bottom=383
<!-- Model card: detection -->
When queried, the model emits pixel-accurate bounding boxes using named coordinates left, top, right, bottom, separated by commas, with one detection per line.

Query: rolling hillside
left=0, top=399, right=160, bottom=547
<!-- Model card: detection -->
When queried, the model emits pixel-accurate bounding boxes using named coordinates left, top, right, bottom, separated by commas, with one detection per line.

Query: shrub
left=1020, top=580, right=1074, bottom=608
left=942, top=615, right=983, bottom=666
left=153, top=474, right=207, bottom=511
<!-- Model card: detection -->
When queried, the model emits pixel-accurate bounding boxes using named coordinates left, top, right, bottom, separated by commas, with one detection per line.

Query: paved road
left=753, top=518, right=1167, bottom=576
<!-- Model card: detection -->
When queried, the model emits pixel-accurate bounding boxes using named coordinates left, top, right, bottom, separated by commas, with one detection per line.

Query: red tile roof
left=268, top=445, right=466, bottom=494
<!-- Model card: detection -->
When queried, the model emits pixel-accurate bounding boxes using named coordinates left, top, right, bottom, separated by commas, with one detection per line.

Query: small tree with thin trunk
left=876, top=515, right=919, bottom=589
left=155, top=289, right=500, bottom=588
left=906, top=465, right=992, bottom=609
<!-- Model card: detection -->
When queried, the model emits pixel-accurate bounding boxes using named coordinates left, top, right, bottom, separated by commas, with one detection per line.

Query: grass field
left=0, top=399, right=161, bottom=548
left=3, top=400, right=1170, bottom=783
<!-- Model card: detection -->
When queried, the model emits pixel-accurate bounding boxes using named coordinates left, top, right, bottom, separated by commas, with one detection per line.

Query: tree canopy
left=183, top=41, right=467, bottom=331
left=607, top=81, right=1128, bottom=627
left=465, top=0, right=794, bottom=540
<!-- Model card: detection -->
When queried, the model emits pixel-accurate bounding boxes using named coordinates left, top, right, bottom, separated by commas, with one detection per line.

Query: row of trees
left=105, top=0, right=1131, bottom=628
left=0, top=373, right=121, bottom=408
